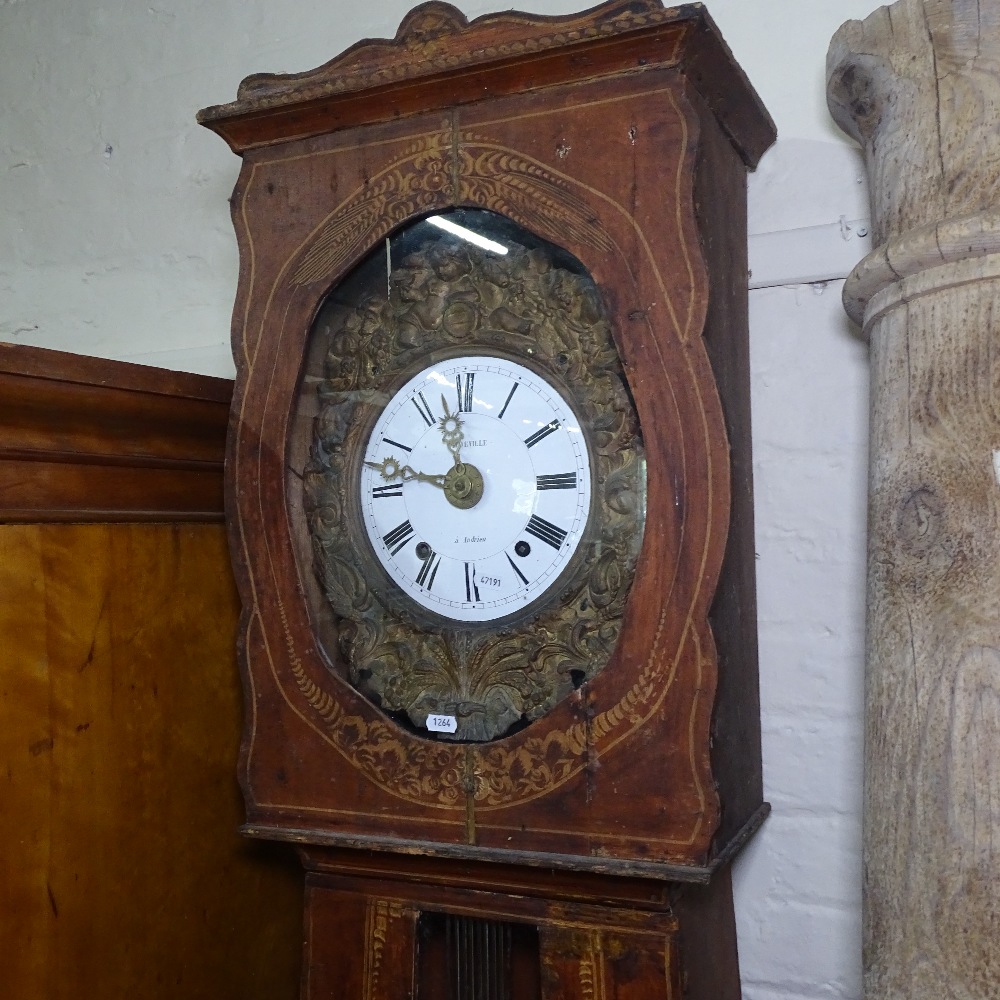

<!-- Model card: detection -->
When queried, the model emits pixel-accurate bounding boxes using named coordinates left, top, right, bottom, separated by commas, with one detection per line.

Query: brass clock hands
left=436, top=397, right=484, bottom=508
left=367, top=398, right=484, bottom=509
left=365, top=457, right=447, bottom=489
left=437, top=396, right=464, bottom=468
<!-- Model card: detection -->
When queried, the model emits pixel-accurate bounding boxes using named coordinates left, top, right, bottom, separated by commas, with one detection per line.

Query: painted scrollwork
left=303, top=235, right=643, bottom=742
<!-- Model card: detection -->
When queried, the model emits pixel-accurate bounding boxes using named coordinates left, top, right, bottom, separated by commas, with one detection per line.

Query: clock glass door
left=288, top=209, right=646, bottom=743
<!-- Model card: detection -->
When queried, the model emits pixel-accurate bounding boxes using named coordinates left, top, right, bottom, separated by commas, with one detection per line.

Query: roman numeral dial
left=536, top=473, right=577, bottom=490
left=415, top=549, right=441, bottom=590
left=525, top=419, right=560, bottom=448
left=382, top=519, right=414, bottom=555
left=525, top=515, right=568, bottom=549
left=360, top=355, right=592, bottom=624
left=456, top=373, right=475, bottom=412
left=412, top=392, right=435, bottom=426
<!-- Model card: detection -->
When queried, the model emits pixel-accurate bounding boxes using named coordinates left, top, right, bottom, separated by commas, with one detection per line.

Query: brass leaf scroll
left=304, top=236, right=643, bottom=742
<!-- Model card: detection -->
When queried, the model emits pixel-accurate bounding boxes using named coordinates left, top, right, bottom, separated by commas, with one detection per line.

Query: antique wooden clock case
left=198, top=2, right=775, bottom=997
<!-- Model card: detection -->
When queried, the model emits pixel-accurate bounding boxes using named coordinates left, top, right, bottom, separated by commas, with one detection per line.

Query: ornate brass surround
left=300, top=229, right=644, bottom=743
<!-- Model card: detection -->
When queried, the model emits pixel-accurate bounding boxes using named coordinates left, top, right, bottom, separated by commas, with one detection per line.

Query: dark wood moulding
left=0, top=343, right=231, bottom=522
left=0, top=343, right=303, bottom=997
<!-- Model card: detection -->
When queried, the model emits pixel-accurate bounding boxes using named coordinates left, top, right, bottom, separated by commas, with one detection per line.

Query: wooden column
left=828, top=3, right=1000, bottom=997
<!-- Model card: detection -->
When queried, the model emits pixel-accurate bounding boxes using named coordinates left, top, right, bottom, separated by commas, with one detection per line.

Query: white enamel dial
left=360, top=356, right=592, bottom=624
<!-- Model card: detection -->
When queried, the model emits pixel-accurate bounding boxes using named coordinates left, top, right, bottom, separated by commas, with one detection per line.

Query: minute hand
left=438, top=396, right=464, bottom=467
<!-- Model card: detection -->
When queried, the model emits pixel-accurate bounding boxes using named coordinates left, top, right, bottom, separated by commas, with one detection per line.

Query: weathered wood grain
left=828, top=3, right=1000, bottom=997
left=829, top=0, right=1000, bottom=323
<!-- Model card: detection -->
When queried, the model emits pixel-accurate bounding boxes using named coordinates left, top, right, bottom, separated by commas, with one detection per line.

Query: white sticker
left=426, top=714, right=458, bottom=734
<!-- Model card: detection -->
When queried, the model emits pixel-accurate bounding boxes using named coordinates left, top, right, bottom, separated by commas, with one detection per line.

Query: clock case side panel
left=224, top=159, right=269, bottom=815
left=225, top=154, right=313, bottom=818
left=687, top=84, right=766, bottom=852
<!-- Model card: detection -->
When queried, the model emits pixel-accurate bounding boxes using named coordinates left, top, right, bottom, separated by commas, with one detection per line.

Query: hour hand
left=365, top=457, right=446, bottom=489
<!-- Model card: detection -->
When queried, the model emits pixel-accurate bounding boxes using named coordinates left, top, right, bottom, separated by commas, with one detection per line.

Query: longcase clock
left=198, top=2, right=775, bottom=997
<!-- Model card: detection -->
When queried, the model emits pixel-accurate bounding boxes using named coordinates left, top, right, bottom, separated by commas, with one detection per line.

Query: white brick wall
left=735, top=279, right=868, bottom=1000
left=0, top=1, right=885, bottom=996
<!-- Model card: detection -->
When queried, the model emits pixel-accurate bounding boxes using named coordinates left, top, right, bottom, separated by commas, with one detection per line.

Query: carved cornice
left=234, top=0, right=678, bottom=109
left=197, top=1, right=774, bottom=165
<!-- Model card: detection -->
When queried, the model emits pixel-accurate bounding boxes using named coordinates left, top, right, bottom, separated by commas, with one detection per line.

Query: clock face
left=360, top=355, right=592, bottom=624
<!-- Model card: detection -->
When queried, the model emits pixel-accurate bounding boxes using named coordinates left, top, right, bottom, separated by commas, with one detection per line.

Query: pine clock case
left=199, top=0, right=775, bottom=879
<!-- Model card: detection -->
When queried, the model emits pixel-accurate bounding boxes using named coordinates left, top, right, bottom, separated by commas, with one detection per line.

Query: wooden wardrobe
left=0, top=344, right=302, bottom=999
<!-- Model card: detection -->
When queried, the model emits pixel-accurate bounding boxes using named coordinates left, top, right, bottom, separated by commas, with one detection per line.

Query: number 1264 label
left=426, top=714, right=458, bottom=734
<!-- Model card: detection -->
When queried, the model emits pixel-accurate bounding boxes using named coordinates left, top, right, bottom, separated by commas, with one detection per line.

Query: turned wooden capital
left=827, top=3, right=1000, bottom=999
left=829, top=0, right=1000, bottom=323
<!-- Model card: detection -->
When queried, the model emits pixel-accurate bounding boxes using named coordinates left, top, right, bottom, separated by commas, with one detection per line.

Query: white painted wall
left=0, top=1, right=884, bottom=997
